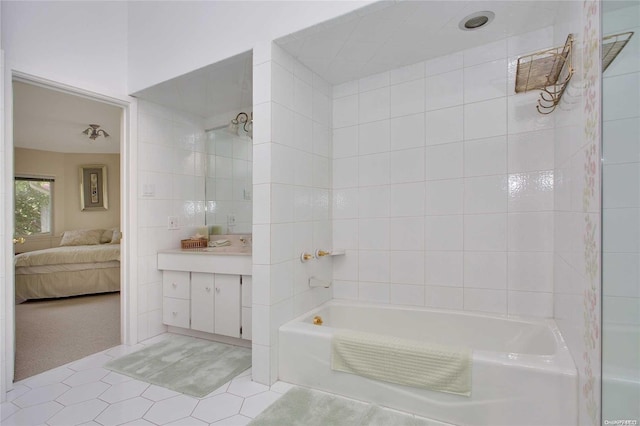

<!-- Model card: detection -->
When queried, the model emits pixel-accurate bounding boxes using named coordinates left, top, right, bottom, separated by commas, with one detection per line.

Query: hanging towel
left=332, top=330, right=472, bottom=396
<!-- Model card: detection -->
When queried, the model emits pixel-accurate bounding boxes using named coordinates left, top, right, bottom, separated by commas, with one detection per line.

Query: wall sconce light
left=228, top=112, right=253, bottom=138
left=82, top=124, right=110, bottom=140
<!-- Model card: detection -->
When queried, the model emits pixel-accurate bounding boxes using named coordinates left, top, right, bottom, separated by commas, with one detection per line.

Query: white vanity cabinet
left=158, top=250, right=251, bottom=341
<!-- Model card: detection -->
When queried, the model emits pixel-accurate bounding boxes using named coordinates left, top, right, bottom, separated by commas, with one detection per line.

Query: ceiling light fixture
left=82, top=124, right=110, bottom=140
left=459, top=11, right=495, bottom=31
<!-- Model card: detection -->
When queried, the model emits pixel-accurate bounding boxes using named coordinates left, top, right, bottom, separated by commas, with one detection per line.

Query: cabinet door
left=191, top=273, right=215, bottom=333
left=241, top=307, right=252, bottom=340
left=214, top=274, right=241, bottom=338
left=241, top=275, right=252, bottom=308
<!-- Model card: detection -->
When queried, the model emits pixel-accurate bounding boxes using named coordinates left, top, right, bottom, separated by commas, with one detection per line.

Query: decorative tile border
left=581, top=0, right=601, bottom=424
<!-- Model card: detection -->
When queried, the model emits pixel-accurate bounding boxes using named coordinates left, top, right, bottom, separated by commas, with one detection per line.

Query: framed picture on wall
left=79, top=164, right=108, bottom=211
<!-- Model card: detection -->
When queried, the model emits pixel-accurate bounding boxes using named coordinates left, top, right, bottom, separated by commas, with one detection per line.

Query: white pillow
left=60, top=229, right=103, bottom=246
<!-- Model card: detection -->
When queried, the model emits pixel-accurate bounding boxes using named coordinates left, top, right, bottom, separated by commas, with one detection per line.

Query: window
left=14, top=176, right=54, bottom=236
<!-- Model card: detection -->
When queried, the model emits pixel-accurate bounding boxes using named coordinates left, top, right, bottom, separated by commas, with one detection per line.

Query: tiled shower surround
left=331, top=27, right=557, bottom=318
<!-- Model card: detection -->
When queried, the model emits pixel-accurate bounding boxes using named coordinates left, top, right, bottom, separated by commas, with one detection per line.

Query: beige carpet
left=15, top=292, right=120, bottom=381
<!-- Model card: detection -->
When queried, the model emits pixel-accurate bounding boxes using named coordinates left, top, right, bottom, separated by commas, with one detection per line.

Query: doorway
left=5, top=73, right=133, bottom=385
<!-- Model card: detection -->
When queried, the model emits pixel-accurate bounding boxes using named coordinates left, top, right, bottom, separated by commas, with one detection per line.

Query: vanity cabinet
left=158, top=249, right=252, bottom=341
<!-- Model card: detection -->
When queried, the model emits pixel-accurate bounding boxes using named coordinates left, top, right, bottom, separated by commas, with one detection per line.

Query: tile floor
left=1, top=333, right=451, bottom=426
left=1, top=334, right=291, bottom=426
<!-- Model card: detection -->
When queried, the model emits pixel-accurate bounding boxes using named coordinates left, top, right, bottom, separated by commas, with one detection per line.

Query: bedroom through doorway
left=12, top=80, right=124, bottom=380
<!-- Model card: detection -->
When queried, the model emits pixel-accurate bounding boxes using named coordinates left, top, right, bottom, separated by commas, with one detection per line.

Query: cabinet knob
left=172, top=311, right=177, bottom=316
left=206, top=287, right=211, bottom=292
left=215, top=287, right=220, bottom=293
left=172, top=283, right=177, bottom=288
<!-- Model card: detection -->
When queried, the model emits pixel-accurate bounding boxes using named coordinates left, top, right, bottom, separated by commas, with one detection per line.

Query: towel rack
left=515, top=34, right=574, bottom=114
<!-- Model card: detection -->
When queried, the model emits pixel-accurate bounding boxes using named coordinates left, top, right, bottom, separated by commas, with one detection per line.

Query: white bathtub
left=279, top=300, right=577, bottom=426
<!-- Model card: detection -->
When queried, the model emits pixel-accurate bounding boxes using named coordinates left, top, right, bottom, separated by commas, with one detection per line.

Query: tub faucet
left=309, top=277, right=331, bottom=288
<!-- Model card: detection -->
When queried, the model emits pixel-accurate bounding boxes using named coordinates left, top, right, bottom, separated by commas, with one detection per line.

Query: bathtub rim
left=281, top=299, right=577, bottom=377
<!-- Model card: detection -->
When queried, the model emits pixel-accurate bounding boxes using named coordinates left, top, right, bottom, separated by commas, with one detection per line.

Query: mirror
left=133, top=51, right=253, bottom=234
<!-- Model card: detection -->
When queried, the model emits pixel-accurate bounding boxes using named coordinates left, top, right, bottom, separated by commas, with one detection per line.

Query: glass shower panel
left=602, top=1, right=640, bottom=423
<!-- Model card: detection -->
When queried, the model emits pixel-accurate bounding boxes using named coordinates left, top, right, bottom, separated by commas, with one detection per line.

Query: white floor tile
left=5, top=331, right=441, bottom=426
left=56, top=381, right=110, bottom=406
left=12, top=383, right=70, bottom=408
left=143, top=395, right=198, bottom=425
left=239, top=391, right=283, bottom=418
left=192, top=393, right=244, bottom=423
left=237, top=368, right=251, bottom=378
left=19, top=366, right=74, bottom=389
left=199, top=381, right=230, bottom=399
left=120, top=419, right=157, bottom=426
left=63, top=368, right=110, bottom=387
left=105, top=344, right=146, bottom=358
left=68, top=354, right=113, bottom=371
left=1, top=402, right=20, bottom=420
left=211, top=414, right=253, bottom=425
left=99, top=379, right=150, bottom=404
left=165, top=416, right=208, bottom=426
left=94, top=397, right=154, bottom=426
left=141, top=384, right=181, bottom=402
left=101, top=371, right=134, bottom=385
left=3, top=401, right=63, bottom=425
left=5, top=384, right=30, bottom=402
left=47, top=399, right=108, bottom=426
left=269, top=381, right=295, bottom=394
left=227, top=375, right=269, bottom=398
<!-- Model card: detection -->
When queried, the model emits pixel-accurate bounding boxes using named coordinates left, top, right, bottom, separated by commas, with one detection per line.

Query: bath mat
left=248, top=387, right=435, bottom=426
left=104, top=335, right=251, bottom=397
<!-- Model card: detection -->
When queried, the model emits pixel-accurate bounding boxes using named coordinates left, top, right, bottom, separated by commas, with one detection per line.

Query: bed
left=14, top=228, right=121, bottom=303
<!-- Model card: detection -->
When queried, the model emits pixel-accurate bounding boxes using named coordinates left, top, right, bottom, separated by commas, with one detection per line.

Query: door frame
left=3, top=70, right=138, bottom=393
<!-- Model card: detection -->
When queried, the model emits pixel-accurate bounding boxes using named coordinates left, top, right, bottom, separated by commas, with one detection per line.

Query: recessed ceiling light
left=459, top=11, right=495, bottom=31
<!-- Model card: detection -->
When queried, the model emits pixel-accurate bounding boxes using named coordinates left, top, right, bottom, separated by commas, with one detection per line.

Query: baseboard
left=167, top=326, right=252, bottom=349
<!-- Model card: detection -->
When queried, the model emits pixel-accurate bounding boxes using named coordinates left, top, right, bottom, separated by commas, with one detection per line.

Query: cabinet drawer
left=163, top=297, right=190, bottom=328
left=163, top=271, right=190, bottom=299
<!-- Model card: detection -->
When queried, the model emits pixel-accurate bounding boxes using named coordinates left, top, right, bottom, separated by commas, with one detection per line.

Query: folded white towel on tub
left=331, top=329, right=472, bottom=396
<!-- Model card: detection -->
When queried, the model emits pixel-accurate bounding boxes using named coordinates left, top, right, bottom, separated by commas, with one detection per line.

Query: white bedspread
left=332, top=329, right=472, bottom=396
left=15, top=244, right=120, bottom=267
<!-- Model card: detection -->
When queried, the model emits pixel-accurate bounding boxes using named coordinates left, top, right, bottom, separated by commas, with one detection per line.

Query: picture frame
left=79, top=164, right=108, bottom=211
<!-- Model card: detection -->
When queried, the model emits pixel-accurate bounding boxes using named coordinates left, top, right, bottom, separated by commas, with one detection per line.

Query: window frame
left=14, top=175, right=55, bottom=237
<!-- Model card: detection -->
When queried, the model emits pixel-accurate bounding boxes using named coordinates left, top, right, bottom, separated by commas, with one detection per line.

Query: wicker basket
left=181, top=239, right=208, bottom=249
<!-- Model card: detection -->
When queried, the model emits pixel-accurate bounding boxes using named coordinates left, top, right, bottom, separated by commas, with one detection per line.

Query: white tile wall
left=332, top=28, right=556, bottom=317
left=252, top=44, right=332, bottom=385
left=137, top=100, right=206, bottom=341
